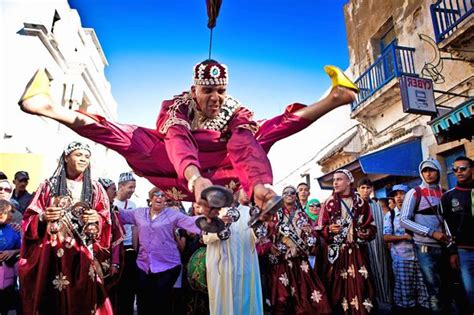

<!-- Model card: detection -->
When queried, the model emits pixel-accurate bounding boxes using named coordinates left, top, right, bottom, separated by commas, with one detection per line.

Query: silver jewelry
left=187, top=174, right=202, bottom=192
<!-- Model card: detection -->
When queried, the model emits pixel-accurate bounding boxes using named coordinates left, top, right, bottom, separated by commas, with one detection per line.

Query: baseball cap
left=389, top=184, right=409, bottom=196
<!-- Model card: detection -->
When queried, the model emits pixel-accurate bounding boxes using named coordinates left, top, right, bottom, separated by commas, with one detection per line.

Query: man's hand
left=10, top=223, right=21, bottom=233
left=357, top=229, right=370, bottom=240
left=196, top=199, right=220, bottom=221
left=220, top=214, right=233, bottom=225
left=44, top=206, right=62, bottom=222
left=270, top=244, right=280, bottom=255
left=110, top=265, right=120, bottom=277
left=253, top=184, right=277, bottom=210
left=432, top=231, right=449, bottom=244
left=329, top=224, right=341, bottom=234
left=82, top=209, right=100, bottom=224
left=0, top=250, right=16, bottom=262
left=450, top=254, right=460, bottom=270
left=193, top=177, right=213, bottom=203
left=404, top=233, right=413, bottom=241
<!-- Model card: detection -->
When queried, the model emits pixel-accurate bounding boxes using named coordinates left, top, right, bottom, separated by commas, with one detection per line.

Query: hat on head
left=193, top=59, right=228, bottom=86
left=335, top=168, right=354, bottom=183
left=14, top=171, right=29, bottom=181
left=420, top=160, right=439, bottom=171
left=118, top=172, right=135, bottom=184
left=64, top=141, right=91, bottom=156
left=98, top=177, right=115, bottom=189
left=388, top=184, right=410, bottom=196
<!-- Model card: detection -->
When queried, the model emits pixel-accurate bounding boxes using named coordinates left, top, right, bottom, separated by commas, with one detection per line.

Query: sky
left=69, top=0, right=350, bottom=125
left=67, top=0, right=354, bottom=197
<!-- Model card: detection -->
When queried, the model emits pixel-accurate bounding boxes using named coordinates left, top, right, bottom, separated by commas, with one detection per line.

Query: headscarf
left=49, top=141, right=93, bottom=205
left=305, top=198, right=320, bottom=221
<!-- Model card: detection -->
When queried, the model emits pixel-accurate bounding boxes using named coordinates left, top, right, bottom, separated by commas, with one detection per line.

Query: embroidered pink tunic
left=19, top=180, right=113, bottom=315
left=74, top=92, right=311, bottom=201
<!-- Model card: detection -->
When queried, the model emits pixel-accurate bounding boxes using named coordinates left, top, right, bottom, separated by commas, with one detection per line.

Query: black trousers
left=116, top=248, right=138, bottom=315
left=137, top=265, right=181, bottom=315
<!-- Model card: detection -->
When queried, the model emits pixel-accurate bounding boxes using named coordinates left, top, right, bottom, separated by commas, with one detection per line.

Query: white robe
left=204, top=205, right=263, bottom=315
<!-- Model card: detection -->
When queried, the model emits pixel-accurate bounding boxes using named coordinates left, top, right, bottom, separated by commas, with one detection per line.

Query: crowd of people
left=2, top=58, right=472, bottom=315
left=0, top=148, right=472, bottom=315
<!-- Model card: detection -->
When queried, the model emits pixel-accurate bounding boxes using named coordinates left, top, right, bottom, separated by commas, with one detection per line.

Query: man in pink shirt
left=18, top=60, right=357, bottom=220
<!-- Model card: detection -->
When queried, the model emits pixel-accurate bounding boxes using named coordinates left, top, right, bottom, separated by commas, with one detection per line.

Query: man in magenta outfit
left=18, top=60, right=356, bottom=211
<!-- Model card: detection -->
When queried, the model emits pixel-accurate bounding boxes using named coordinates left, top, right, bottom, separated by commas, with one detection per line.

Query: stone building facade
left=317, top=0, right=473, bottom=195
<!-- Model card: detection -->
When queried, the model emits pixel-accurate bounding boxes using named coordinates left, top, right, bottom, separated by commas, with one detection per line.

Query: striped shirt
left=400, top=183, right=444, bottom=247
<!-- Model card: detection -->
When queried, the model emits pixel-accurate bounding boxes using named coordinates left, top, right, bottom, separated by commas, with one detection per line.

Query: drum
left=186, top=247, right=207, bottom=293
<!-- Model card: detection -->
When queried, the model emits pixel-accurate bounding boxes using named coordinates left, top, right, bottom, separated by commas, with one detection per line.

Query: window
left=380, top=27, right=396, bottom=52
left=442, top=148, right=466, bottom=189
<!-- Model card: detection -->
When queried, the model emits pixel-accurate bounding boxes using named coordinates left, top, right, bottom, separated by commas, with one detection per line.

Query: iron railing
left=431, top=0, right=473, bottom=43
left=352, top=41, right=417, bottom=111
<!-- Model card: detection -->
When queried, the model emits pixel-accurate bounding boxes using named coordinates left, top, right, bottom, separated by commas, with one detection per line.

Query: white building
left=0, top=0, right=132, bottom=193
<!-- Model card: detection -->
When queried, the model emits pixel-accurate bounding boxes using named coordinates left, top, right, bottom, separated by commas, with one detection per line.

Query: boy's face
left=421, top=168, right=438, bottom=184
left=357, top=184, right=373, bottom=200
left=393, top=191, right=406, bottom=208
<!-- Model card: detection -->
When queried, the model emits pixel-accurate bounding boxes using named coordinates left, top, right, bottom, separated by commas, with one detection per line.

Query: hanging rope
left=206, top=0, right=222, bottom=59
left=209, top=28, right=213, bottom=59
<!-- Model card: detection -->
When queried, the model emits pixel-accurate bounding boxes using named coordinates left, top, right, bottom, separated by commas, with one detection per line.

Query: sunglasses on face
left=153, top=191, right=166, bottom=198
left=283, top=190, right=296, bottom=196
left=0, top=187, right=12, bottom=193
left=452, top=166, right=469, bottom=173
left=309, top=203, right=321, bottom=208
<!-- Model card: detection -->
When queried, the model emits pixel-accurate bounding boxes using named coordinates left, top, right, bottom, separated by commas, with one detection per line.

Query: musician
left=257, top=185, right=331, bottom=314
left=318, top=169, right=376, bottom=314
left=19, top=142, right=113, bottom=314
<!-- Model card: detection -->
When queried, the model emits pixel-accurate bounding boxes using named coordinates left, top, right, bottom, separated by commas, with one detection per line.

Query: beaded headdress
left=334, top=168, right=355, bottom=183
left=64, top=141, right=91, bottom=156
left=193, top=59, right=228, bottom=86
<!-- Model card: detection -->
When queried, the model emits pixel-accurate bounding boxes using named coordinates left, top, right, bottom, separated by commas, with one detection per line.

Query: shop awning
left=359, top=138, right=422, bottom=177
left=429, top=98, right=474, bottom=145
left=316, top=160, right=362, bottom=190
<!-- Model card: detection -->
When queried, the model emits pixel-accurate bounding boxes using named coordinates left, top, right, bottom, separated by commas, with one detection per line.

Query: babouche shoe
left=18, top=68, right=50, bottom=105
left=324, top=65, right=359, bottom=93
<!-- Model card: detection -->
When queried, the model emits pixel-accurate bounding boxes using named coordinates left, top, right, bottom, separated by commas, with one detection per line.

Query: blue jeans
left=415, top=244, right=449, bottom=314
left=459, top=248, right=474, bottom=311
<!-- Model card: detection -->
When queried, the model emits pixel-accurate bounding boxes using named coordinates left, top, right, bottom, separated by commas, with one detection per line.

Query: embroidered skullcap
left=118, top=172, right=135, bottom=184
left=98, top=177, right=115, bottom=189
left=193, top=59, right=228, bottom=86
left=335, top=168, right=354, bottom=183
left=64, top=141, right=91, bottom=156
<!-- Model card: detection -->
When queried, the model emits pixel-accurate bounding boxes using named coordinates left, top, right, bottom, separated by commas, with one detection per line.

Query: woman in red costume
left=255, top=185, right=332, bottom=314
left=19, top=142, right=113, bottom=315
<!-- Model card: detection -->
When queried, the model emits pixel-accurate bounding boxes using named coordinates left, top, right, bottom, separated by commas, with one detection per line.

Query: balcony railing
left=351, top=42, right=417, bottom=111
left=431, top=0, right=473, bottom=43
